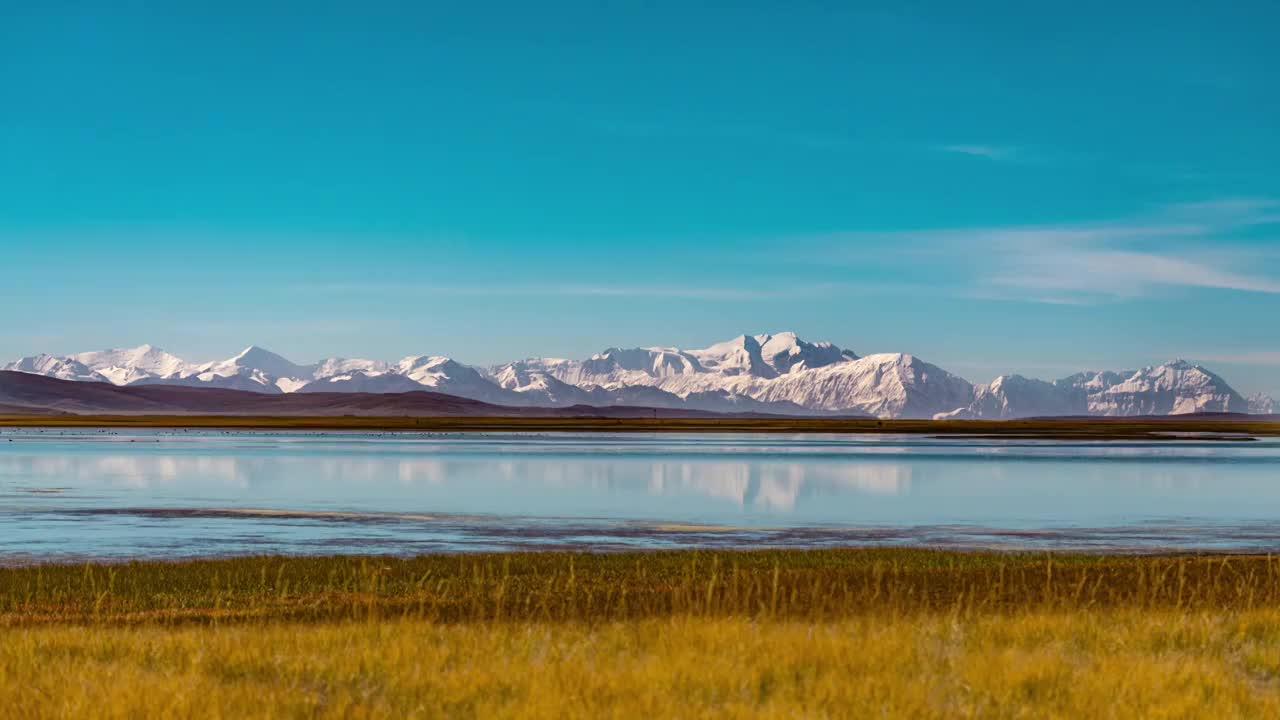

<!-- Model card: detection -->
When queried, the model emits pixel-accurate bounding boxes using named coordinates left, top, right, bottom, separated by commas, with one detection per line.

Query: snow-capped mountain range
left=4, top=333, right=1272, bottom=419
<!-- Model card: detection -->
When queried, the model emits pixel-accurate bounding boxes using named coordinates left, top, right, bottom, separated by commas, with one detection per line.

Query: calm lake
left=2, top=429, right=1279, bottom=560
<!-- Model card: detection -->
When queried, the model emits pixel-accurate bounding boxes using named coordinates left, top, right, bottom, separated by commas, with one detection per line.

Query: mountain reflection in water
left=1, top=430, right=1277, bottom=559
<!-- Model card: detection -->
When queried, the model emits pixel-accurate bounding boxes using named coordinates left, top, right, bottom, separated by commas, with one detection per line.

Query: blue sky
left=3, top=2, right=1278, bottom=396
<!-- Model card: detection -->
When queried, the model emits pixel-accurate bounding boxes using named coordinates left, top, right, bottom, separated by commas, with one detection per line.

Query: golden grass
left=6, top=550, right=1280, bottom=717
left=2, top=413, right=1277, bottom=438
left=7, top=612, right=1280, bottom=718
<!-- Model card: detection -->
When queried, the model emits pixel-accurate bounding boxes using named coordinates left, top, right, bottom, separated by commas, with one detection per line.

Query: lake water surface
left=2, top=429, right=1278, bottom=560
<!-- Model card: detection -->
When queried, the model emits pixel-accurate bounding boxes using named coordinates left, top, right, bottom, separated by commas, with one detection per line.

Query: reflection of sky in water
left=2, top=430, right=1279, bottom=558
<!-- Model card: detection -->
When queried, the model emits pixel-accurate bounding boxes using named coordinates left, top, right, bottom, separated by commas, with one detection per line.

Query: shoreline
left=2, top=414, right=1278, bottom=439
left=3, top=545, right=1274, bottom=571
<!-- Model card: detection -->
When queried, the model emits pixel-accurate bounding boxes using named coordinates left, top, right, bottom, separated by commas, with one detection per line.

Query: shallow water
left=1, top=428, right=1278, bottom=560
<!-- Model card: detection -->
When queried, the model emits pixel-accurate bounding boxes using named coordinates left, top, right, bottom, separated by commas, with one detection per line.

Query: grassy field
left=6, top=549, right=1280, bottom=717
left=2, top=413, right=1278, bottom=439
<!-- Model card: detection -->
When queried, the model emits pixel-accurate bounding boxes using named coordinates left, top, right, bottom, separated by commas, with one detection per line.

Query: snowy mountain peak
left=225, top=345, right=312, bottom=379
left=397, top=355, right=462, bottom=376
left=755, top=331, right=857, bottom=374
left=394, top=355, right=508, bottom=404
left=678, top=332, right=857, bottom=379
left=727, top=351, right=973, bottom=418
left=2, top=337, right=1261, bottom=420
left=860, top=352, right=915, bottom=367
left=492, top=365, right=573, bottom=396
left=313, top=357, right=392, bottom=378
left=2, top=354, right=110, bottom=383
left=587, top=348, right=703, bottom=378
left=1087, top=359, right=1246, bottom=415
left=987, top=374, right=1027, bottom=390
left=68, top=344, right=189, bottom=385
left=297, top=371, right=426, bottom=394
left=948, top=374, right=1086, bottom=420
left=689, top=334, right=776, bottom=378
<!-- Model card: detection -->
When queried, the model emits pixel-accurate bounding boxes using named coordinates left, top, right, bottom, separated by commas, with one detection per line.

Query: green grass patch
left=5, top=549, right=1280, bottom=626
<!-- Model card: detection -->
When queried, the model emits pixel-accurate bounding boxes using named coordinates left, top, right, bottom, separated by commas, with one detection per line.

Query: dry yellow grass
left=5, top=550, right=1280, bottom=717
left=5, top=611, right=1280, bottom=718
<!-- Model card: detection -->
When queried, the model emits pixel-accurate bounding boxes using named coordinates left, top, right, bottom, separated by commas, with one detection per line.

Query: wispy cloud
left=938, top=144, right=1019, bottom=161
left=986, top=246, right=1280, bottom=299
left=812, top=197, right=1280, bottom=304
left=933, top=143, right=1096, bottom=168
left=980, top=202, right=1280, bottom=301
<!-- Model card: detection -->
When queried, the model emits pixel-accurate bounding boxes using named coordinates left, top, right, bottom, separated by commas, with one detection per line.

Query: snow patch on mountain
left=313, top=357, right=392, bottom=378
left=741, top=353, right=973, bottom=418
left=297, top=371, right=428, bottom=394
left=397, top=356, right=521, bottom=405
left=491, top=364, right=592, bottom=405
left=1249, top=393, right=1276, bottom=415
